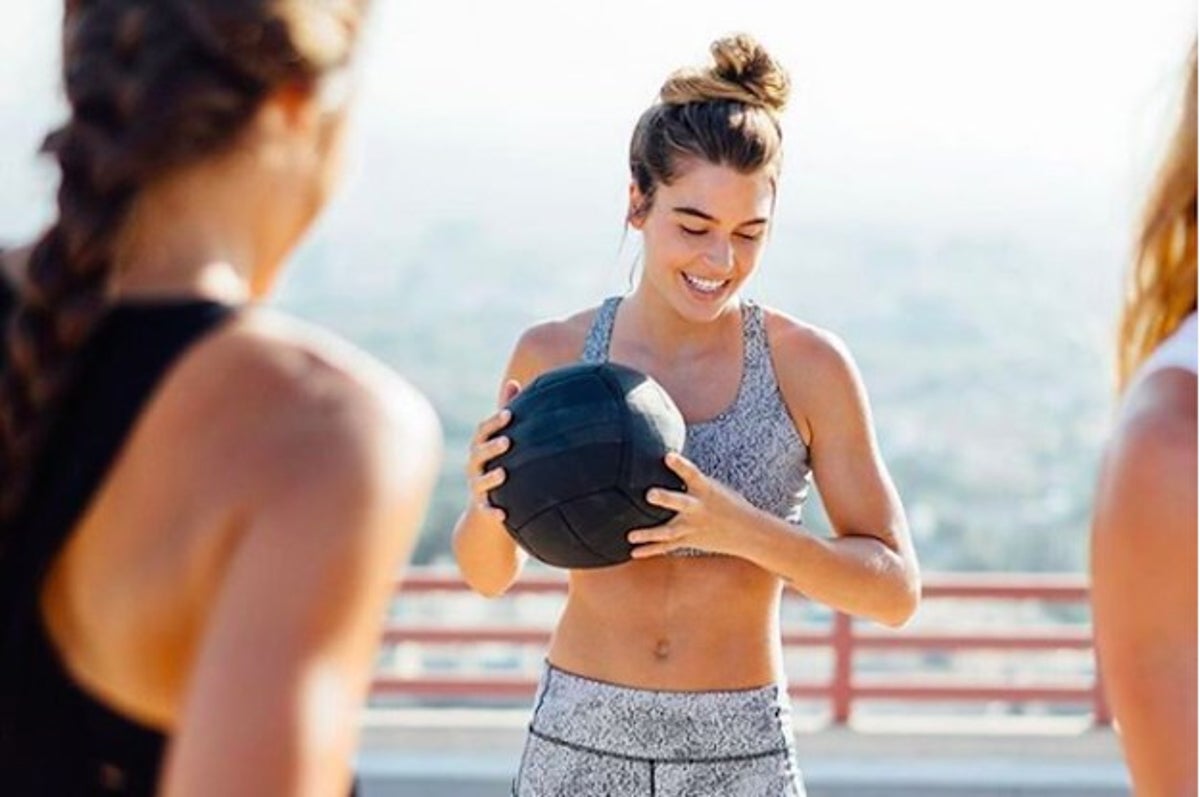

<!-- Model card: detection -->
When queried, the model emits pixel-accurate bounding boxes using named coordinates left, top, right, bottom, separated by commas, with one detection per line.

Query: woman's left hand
left=627, top=452, right=756, bottom=558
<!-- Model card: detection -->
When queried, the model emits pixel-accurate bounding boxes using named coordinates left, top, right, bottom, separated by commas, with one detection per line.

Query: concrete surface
left=355, top=709, right=1129, bottom=796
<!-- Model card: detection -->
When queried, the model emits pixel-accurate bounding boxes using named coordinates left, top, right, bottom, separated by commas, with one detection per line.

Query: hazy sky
left=0, top=1, right=1194, bottom=259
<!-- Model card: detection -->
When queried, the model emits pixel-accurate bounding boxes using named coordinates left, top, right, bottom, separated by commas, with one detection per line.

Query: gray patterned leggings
left=513, top=663, right=806, bottom=796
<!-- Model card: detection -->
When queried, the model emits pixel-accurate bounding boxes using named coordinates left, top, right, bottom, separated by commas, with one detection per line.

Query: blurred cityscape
left=277, top=214, right=1119, bottom=575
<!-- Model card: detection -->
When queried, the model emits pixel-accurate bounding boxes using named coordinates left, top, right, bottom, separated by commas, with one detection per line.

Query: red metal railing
left=374, top=570, right=1110, bottom=725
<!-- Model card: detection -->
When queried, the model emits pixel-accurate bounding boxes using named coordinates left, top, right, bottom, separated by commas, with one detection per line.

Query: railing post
left=1093, top=660, right=1113, bottom=725
left=830, top=612, right=854, bottom=724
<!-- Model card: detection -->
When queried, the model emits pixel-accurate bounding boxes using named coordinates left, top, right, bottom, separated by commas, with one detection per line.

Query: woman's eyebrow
left=671, top=206, right=715, bottom=221
left=671, top=206, right=768, bottom=227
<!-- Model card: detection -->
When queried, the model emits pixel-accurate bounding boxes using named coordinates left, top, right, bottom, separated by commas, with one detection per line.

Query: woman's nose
left=702, top=237, right=735, bottom=272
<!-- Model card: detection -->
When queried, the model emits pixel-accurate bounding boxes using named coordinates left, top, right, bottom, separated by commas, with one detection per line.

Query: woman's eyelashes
left=679, top=226, right=763, bottom=242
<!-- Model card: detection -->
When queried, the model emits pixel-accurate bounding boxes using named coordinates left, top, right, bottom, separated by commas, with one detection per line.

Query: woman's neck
left=113, top=249, right=254, bottom=306
left=112, top=201, right=269, bottom=306
left=109, top=159, right=295, bottom=305
left=621, top=280, right=741, bottom=359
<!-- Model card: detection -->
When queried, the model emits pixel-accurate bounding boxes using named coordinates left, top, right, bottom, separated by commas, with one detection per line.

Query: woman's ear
left=246, top=78, right=350, bottom=184
left=251, top=80, right=322, bottom=144
left=627, top=181, right=648, bottom=230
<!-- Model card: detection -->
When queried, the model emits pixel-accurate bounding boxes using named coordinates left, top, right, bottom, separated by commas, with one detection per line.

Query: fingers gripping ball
left=486, top=363, right=687, bottom=568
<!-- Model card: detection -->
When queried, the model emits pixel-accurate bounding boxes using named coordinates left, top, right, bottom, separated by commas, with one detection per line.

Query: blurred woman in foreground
left=0, top=2, right=440, bottom=795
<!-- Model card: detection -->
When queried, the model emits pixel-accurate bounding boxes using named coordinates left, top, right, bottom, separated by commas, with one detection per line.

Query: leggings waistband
left=529, top=662, right=794, bottom=761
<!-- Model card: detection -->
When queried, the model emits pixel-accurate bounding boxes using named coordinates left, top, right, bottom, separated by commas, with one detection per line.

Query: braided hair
left=0, top=0, right=364, bottom=523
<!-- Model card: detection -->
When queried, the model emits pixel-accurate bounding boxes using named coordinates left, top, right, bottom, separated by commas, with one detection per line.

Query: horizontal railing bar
left=370, top=679, right=831, bottom=699
left=370, top=680, right=1097, bottom=703
left=852, top=629, right=1094, bottom=650
left=381, top=627, right=1093, bottom=650
left=397, top=573, right=564, bottom=593
left=373, top=678, right=537, bottom=698
left=382, top=628, right=834, bottom=646
left=849, top=684, right=1097, bottom=702
left=921, top=585, right=1087, bottom=601
left=395, top=571, right=1090, bottom=601
left=382, top=628, right=552, bottom=645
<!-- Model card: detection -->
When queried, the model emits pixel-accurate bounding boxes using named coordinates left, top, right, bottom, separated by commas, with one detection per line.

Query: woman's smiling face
left=630, top=160, right=775, bottom=322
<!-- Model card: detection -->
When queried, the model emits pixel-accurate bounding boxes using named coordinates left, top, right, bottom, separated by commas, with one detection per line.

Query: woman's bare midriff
left=547, top=553, right=785, bottom=691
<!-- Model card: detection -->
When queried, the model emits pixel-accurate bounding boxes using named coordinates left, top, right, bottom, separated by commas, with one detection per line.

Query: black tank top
left=0, top=294, right=234, bottom=795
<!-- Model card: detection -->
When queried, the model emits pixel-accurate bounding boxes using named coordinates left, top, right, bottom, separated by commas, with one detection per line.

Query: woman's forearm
left=452, top=506, right=526, bottom=597
left=735, top=508, right=919, bottom=627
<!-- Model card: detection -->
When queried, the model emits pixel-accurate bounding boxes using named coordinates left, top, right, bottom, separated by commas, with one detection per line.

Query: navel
left=653, top=638, right=672, bottom=660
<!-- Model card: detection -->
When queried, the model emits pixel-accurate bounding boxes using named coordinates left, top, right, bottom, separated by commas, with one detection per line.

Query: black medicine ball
left=486, top=362, right=687, bottom=569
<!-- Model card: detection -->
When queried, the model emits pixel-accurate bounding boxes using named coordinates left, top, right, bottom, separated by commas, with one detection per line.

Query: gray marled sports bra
left=581, top=297, right=811, bottom=542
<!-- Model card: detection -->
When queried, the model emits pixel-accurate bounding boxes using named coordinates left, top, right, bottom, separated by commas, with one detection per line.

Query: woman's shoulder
left=1096, top=368, right=1196, bottom=542
left=754, top=304, right=877, bottom=445
left=506, top=303, right=608, bottom=383
left=1091, top=370, right=1195, bottom=665
left=758, top=304, right=862, bottom=387
left=162, top=307, right=440, bottom=494
left=1111, top=369, right=1197, bottom=479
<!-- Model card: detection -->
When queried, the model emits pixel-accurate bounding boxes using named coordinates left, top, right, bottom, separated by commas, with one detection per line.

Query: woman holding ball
left=454, top=34, right=920, bottom=796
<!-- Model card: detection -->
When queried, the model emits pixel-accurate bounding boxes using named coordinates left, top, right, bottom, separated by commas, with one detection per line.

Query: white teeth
left=683, top=273, right=726, bottom=294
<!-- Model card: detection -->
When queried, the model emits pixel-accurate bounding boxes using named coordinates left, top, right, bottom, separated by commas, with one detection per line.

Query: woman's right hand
left=465, top=379, right=521, bottom=522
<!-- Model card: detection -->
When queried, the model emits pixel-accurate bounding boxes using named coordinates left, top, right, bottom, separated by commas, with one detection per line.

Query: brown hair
left=629, top=33, right=791, bottom=219
left=1117, top=44, right=1197, bottom=392
left=0, top=0, right=365, bottom=521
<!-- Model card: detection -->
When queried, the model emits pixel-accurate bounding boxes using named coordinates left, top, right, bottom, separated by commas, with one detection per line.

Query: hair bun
left=711, top=34, right=790, bottom=112
left=660, top=33, right=790, bottom=114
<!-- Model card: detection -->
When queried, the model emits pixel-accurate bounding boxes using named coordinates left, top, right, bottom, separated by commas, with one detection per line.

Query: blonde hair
left=629, top=34, right=791, bottom=218
left=1117, top=44, right=1198, bottom=392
